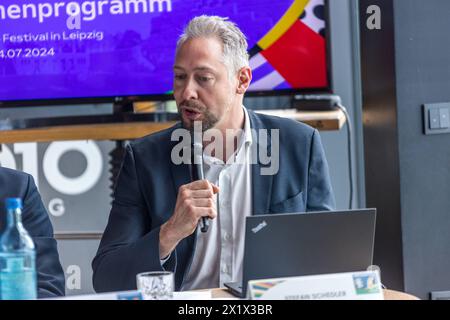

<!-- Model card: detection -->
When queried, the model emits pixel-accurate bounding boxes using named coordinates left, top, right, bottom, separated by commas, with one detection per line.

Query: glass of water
left=136, top=271, right=174, bottom=300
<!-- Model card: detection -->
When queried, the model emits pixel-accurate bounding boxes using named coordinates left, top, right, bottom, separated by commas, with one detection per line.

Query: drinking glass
left=136, top=271, right=174, bottom=300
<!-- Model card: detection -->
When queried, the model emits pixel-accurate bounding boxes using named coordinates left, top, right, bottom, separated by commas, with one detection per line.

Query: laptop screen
left=240, top=209, right=376, bottom=296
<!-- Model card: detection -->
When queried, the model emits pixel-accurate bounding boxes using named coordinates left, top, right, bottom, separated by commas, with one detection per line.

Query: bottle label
left=1, top=270, right=36, bottom=300
left=0, top=255, right=37, bottom=300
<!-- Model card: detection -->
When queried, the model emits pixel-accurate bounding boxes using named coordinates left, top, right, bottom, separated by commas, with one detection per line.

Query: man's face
left=173, top=37, right=236, bottom=131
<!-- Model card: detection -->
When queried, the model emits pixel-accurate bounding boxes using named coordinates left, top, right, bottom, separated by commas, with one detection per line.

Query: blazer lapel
left=170, top=157, right=192, bottom=194
left=248, top=110, right=274, bottom=216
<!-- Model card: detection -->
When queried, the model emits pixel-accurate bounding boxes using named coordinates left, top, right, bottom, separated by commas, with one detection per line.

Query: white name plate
left=248, top=271, right=383, bottom=300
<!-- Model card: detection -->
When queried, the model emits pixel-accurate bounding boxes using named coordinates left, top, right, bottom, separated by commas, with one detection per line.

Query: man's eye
left=199, top=76, right=212, bottom=82
left=174, top=75, right=186, bottom=80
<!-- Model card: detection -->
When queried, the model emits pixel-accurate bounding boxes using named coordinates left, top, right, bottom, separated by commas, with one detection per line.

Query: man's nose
left=181, top=78, right=198, bottom=101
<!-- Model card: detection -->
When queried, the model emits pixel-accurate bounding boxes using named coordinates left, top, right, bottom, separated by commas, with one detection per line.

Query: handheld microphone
left=192, top=140, right=210, bottom=233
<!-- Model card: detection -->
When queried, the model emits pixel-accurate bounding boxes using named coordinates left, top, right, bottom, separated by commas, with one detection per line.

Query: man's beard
left=178, top=101, right=219, bottom=132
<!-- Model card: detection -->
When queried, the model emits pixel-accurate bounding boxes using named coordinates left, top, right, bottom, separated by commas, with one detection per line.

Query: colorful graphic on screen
left=0, top=0, right=328, bottom=103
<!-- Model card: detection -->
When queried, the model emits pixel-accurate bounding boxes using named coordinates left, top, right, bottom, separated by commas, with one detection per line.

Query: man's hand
left=159, top=180, right=219, bottom=259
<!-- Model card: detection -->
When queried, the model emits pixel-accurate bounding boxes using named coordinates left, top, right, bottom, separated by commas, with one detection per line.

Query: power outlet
left=423, top=103, right=450, bottom=135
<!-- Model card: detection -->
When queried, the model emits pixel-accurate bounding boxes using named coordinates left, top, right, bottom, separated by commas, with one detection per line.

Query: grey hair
left=176, top=15, right=250, bottom=77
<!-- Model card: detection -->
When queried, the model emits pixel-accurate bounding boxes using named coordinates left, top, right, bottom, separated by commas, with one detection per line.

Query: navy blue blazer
left=92, top=110, right=335, bottom=292
left=0, top=167, right=65, bottom=298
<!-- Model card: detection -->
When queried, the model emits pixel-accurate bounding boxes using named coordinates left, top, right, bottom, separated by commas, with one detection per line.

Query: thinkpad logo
left=252, top=221, right=268, bottom=234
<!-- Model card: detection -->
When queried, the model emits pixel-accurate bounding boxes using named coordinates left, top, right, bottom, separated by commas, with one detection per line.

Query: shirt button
left=223, top=233, right=231, bottom=241
left=221, top=265, right=228, bottom=273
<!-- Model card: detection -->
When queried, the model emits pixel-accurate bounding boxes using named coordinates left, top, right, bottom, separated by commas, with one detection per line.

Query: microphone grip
left=194, top=153, right=209, bottom=233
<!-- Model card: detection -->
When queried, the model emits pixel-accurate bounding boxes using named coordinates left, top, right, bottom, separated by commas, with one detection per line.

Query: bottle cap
left=5, top=198, right=22, bottom=210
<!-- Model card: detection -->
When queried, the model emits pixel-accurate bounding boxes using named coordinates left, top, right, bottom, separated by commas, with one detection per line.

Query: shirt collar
left=242, top=106, right=253, bottom=147
left=203, top=106, right=252, bottom=166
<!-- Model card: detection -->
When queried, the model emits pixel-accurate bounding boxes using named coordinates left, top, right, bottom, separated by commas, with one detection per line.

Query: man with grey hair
left=93, top=15, right=335, bottom=293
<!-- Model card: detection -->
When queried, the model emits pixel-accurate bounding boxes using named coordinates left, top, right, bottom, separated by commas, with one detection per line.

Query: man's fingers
left=195, top=207, right=217, bottom=219
left=211, top=184, right=220, bottom=194
left=179, top=181, right=218, bottom=203
left=191, top=198, right=215, bottom=208
left=190, top=189, right=215, bottom=199
left=188, top=180, right=211, bottom=190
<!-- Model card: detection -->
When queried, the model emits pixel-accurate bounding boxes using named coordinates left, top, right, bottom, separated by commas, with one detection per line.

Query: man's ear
left=236, top=67, right=252, bottom=94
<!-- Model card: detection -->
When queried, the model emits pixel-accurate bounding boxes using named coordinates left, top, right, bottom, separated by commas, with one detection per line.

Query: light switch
left=439, top=108, right=450, bottom=129
left=429, top=109, right=440, bottom=129
left=423, top=103, right=450, bottom=135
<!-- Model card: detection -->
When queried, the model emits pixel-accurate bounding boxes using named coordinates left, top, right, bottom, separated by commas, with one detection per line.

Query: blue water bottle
left=0, top=198, right=37, bottom=300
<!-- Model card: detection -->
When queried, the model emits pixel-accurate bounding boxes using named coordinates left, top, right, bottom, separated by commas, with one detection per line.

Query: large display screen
left=0, top=0, right=330, bottom=106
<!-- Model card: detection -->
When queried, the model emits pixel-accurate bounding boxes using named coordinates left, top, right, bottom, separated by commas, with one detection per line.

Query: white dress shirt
left=181, top=106, right=253, bottom=290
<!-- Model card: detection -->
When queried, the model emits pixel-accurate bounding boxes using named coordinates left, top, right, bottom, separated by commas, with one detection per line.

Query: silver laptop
left=224, top=209, right=376, bottom=298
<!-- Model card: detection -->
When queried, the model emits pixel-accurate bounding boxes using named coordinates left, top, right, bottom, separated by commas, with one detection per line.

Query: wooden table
left=0, top=121, right=177, bottom=143
left=255, top=109, right=346, bottom=131
left=383, top=289, right=419, bottom=300
left=0, top=109, right=345, bottom=143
